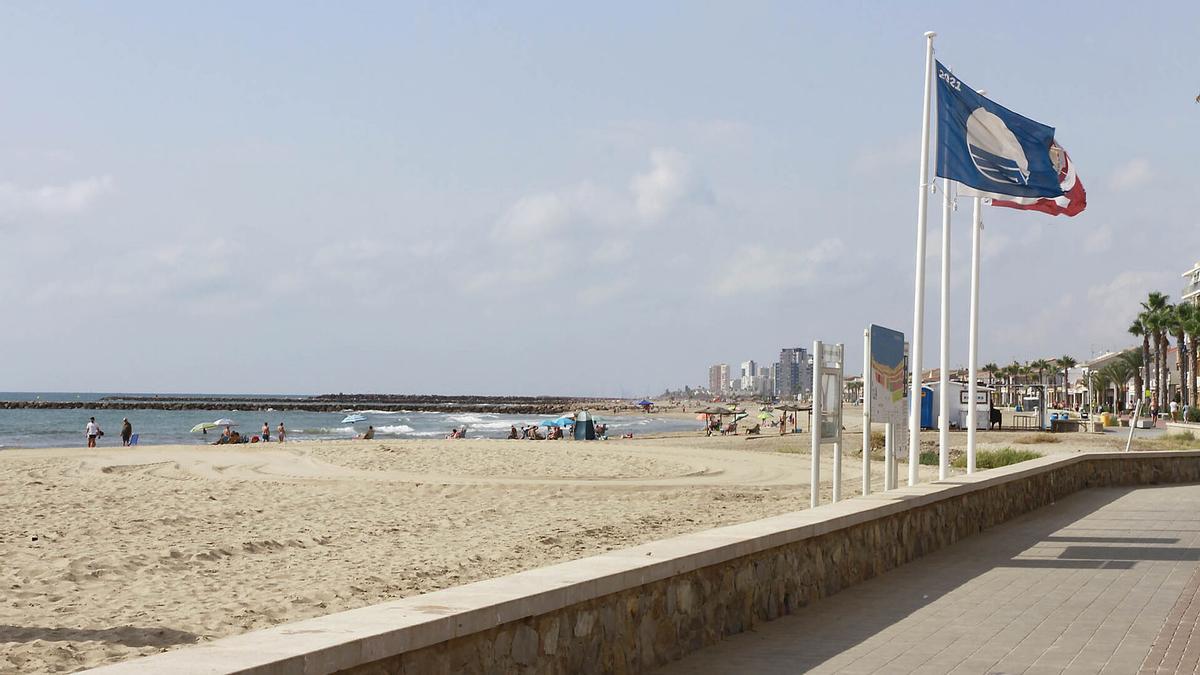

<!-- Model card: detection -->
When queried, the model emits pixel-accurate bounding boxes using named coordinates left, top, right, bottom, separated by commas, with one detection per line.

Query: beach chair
left=128, top=434, right=139, bottom=446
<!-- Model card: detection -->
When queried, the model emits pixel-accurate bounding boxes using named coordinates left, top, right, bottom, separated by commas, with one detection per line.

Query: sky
left=1, top=2, right=1197, bottom=396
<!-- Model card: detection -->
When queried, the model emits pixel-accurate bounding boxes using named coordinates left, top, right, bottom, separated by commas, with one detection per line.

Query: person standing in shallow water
left=85, top=417, right=101, bottom=447
left=261, top=422, right=270, bottom=442
left=277, top=422, right=286, bottom=443
left=120, top=418, right=133, bottom=446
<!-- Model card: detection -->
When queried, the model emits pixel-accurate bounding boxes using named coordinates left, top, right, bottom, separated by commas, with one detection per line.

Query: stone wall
left=338, top=454, right=1200, bottom=675
left=84, top=451, right=1200, bottom=675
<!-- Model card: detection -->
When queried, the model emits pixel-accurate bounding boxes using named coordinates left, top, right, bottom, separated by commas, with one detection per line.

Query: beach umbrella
left=637, top=400, right=654, bottom=407
left=757, top=412, right=773, bottom=420
left=213, top=418, right=237, bottom=426
left=190, top=422, right=219, bottom=433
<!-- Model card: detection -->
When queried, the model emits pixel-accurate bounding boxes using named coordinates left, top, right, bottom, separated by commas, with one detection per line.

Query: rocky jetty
left=0, top=394, right=621, bottom=415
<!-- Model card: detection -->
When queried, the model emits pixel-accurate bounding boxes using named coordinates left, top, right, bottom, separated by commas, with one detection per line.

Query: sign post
left=811, top=341, right=844, bottom=506
left=868, top=325, right=907, bottom=492
left=862, top=329, right=872, bottom=496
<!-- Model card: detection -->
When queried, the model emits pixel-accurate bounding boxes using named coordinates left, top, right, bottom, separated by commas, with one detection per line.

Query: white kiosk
left=928, top=381, right=992, bottom=430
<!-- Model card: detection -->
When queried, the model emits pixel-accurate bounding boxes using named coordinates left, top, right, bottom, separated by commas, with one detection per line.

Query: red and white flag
left=959, top=140, right=1086, bottom=217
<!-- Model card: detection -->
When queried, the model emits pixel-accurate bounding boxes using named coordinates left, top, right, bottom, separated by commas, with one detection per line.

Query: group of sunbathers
left=505, top=423, right=611, bottom=440
left=508, top=425, right=546, bottom=440
left=213, top=426, right=248, bottom=444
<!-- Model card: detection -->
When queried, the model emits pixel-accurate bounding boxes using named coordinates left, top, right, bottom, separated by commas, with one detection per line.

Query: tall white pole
left=908, top=31, right=937, bottom=486
left=862, top=328, right=872, bottom=496
left=811, top=340, right=822, bottom=507
left=966, top=195, right=982, bottom=474
left=938, top=178, right=952, bottom=481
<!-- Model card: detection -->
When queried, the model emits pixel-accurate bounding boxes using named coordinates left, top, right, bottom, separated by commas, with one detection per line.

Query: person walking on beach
left=120, top=418, right=133, bottom=446
left=276, top=422, right=285, bottom=443
left=261, top=422, right=270, bottom=442
left=85, top=417, right=102, bottom=447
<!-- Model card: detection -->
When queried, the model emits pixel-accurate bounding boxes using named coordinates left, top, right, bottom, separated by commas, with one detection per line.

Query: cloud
left=1072, top=269, right=1177, bottom=352
left=630, top=148, right=710, bottom=220
left=590, top=239, right=632, bottom=264
left=493, top=192, right=571, bottom=241
left=712, top=238, right=846, bottom=296
left=577, top=278, right=634, bottom=305
left=1109, top=159, right=1152, bottom=191
left=0, top=175, right=114, bottom=217
left=493, top=149, right=711, bottom=245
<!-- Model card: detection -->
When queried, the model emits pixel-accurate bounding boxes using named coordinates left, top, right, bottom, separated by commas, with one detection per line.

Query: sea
left=0, top=392, right=699, bottom=449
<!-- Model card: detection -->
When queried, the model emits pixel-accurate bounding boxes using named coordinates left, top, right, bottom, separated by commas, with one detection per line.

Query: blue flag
left=935, top=61, right=1063, bottom=199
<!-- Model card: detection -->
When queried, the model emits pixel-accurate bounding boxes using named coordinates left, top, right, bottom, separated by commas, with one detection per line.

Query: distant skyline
left=2, top=3, right=1198, bottom=396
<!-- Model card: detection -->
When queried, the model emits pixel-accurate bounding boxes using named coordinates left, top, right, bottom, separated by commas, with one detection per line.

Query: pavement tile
left=655, top=486, right=1200, bottom=675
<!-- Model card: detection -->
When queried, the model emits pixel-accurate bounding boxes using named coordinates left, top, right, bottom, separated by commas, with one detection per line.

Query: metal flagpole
left=811, top=340, right=823, bottom=507
left=965, top=90, right=986, bottom=476
left=862, top=328, right=872, bottom=496
left=966, top=194, right=982, bottom=473
left=938, top=178, right=952, bottom=481
left=909, top=31, right=936, bottom=486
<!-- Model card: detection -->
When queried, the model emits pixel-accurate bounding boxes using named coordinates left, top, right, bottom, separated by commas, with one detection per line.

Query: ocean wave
left=375, top=424, right=414, bottom=434
left=355, top=410, right=398, bottom=415
left=295, top=426, right=357, bottom=434
left=464, top=420, right=526, bottom=430
left=447, top=414, right=499, bottom=424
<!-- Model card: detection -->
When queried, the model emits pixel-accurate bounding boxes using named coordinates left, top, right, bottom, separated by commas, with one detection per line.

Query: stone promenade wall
left=85, top=451, right=1200, bottom=675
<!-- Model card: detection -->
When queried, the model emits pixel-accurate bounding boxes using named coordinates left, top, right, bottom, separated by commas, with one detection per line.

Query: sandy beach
left=0, top=413, right=1126, bottom=672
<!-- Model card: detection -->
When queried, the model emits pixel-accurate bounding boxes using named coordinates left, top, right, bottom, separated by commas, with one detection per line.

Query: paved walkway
left=656, top=484, right=1200, bottom=674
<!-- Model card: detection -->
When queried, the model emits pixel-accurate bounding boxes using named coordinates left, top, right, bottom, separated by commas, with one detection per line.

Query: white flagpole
left=908, top=31, right=936, bottom=486
left=965, top=89, right=986, bottom=475
left=938, top=178, right=951, bottom=481
left=862, top=328, right=872, bottom=496
left=966, top=194, right=982, bottom=473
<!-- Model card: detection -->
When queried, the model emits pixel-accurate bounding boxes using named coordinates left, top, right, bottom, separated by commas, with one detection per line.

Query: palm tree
left=1182, top=304, right=1200, bottom=407
left=1168, top=304, right=1190, bottom=406
left=983, top=362, right=999, bottom=404
left=1173, top=303, right=1198, bottom=407
left=1030, top=358, right=1052, bottom=396
left=1142, top=292, right=1171, bottom=408
left=1008, top=361, right=1024, bottom=406
left=1101, top=360, right=1134, bottom=413
left=1117, top=349, right=1144, bottom=413
left=1129, top=319, right=1150, bottom=405
left=1057, top=355, right=1077, bottom=408
left=983, top=362, right=998, bottom=387
left=1090, top=370, right=1110, bottom=411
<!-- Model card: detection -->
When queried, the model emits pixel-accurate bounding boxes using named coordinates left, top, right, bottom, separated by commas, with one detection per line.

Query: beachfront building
left=708, top=363, right=730, bottom=395
left=1183, top=261, right=1200, bottom=306
left=776, top=347, right=811, bottom=400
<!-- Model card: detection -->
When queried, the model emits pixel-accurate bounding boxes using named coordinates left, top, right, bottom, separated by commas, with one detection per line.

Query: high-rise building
left=739, top=360, right=757, bottom=390
left=776, top=347, right=812, bottom=399
left=708, top=363, right=730, bottom=394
